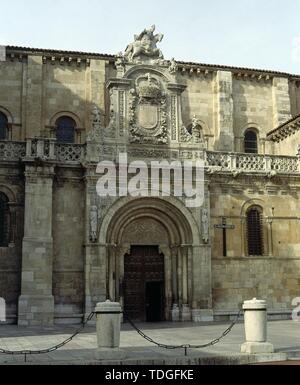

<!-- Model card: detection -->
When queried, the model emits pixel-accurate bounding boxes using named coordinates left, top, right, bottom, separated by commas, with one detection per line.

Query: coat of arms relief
left=129, top=73, right=168, bottom=144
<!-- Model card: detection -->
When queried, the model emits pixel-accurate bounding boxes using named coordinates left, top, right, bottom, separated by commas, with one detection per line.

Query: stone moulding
left=267, top=114, right=300, bottom=142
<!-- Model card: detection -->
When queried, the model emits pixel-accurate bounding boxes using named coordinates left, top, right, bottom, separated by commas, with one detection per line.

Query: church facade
left=0, top=27, right=299, bottom=326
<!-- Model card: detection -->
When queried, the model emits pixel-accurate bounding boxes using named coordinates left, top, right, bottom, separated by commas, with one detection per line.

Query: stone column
left=108, top=245, right=117, bottom=301
left=18, top=164, right=55, bottom=326
left=181, top=246, right=191, bottom=321
left=83, top=168, right=108, bottom=318
left=177, top=247, right=183, bottom=308
left=171, top=246, right=180, bottom=321
left=160, top=245, right=172, bottom=321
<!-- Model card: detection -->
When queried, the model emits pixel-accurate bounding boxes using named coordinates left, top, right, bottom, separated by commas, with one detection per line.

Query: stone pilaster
left=272, top=77, right=292, bottom=127
left=89, top=59, right=107, bottom=126
left=18, top=164, right=55, bottom=326
left=213, top=71, right=234, bottom=151
left=191, top=245, right=213, bottom=322
left=25, top=56, right=43, bottom=138
left=84, top=171, right=107, bottom=318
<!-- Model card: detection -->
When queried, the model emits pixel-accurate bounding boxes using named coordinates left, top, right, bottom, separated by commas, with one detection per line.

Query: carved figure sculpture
left=90, top=205, right=98, bottom=243
left=125, top=25, right=164, bottom=61
left=202, top=208, right=209, bottom=244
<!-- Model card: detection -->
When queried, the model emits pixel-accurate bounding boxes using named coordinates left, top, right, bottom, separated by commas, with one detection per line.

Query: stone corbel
left=106, top=78, right=132, bottom=90
left=167, top=83, right=187, bottom=94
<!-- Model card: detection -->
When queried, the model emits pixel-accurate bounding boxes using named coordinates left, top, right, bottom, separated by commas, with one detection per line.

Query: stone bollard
left=241, top=298, right=274, bottom=354
left=95, top=300, right=126, bottom=360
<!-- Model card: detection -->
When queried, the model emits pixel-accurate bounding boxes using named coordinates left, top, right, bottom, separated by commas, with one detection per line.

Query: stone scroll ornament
left=124, top=25, right=164, bottom=62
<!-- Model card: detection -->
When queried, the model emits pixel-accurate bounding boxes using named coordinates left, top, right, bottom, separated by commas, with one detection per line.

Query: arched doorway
left=102, top=197, right=198, bottom=322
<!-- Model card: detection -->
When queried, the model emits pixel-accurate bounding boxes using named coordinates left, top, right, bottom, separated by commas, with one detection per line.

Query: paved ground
left=0, top=320, right=299, bottom=365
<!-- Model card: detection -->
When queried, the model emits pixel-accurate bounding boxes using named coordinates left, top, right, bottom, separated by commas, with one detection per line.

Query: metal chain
left=0, top=307, right=243, bottom=361
left=0, top=312, right=95, bottom=361
left=123, top=308, right=243, bottom=355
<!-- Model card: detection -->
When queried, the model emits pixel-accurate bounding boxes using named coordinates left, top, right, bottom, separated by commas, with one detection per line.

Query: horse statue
left=124, top=25, right=164, bottom=61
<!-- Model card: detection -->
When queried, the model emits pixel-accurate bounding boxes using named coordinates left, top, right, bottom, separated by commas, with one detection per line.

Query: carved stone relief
left=122, top=217, right=168, bottom=245
left=181, top=115, right=205, bottom=145
left=129, top=73, right=168, bottom=144
left=87, top=105, right=102, bottom=142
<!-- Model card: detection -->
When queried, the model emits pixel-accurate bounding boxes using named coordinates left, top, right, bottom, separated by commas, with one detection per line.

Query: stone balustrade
left=205, top=151, right=300, bottom=175
left=0, top=141, right=26, bottom=161
left=0, top=140, right=299, bottom=175
left=0, top=140, right=86, bottom=164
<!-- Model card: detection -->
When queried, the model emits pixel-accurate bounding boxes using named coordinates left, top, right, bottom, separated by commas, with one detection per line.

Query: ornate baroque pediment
left=100, top=26, right=188, bottom=147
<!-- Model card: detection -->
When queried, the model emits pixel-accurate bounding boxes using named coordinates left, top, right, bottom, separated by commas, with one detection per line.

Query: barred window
left=244, top=130, right=258, bottom=154
left=247, top=206, right=264, bottom=256
left=56, top=116, right=76, bottom=144
left=0, top=193, right=10, bottom=247
left=0, top=112, right=8, bottom=140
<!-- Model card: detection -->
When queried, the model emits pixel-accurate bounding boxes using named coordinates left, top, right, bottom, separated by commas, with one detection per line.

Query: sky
left=1, top=0, right=300, bottom=74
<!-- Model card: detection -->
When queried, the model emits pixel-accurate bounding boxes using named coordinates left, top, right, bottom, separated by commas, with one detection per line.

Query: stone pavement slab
left=0, top=320, right=299, bottom=365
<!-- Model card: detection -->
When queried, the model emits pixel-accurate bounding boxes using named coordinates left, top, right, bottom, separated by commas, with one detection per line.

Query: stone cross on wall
left=214, top=217, right=235, bottom=257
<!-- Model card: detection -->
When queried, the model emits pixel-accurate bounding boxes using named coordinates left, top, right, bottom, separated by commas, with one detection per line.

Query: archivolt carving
left=122, top=218, right=168, bottom=245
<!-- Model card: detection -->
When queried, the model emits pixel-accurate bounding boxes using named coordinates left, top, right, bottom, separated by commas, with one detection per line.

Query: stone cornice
left=106, top=78, right=132, bottom=89
left=5, top=46, right=300, bottom=80
left=267, top=114, right=300, bottom=142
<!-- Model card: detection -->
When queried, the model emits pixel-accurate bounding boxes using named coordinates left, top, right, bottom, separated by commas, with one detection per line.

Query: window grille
left=247, top=207, right=264, bottom=256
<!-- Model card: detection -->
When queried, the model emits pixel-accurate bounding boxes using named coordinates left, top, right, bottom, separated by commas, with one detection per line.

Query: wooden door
left=124, top=246, right=165, bottom=322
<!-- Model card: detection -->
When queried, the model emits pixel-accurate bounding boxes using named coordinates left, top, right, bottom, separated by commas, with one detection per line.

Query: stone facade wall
left=232, top=78, right=273, bottom=153
left=210, top=177, right=300, bottom=316
left=210, top=177, right=300, bottom=258
left=179, top=74, right=214, bottom=146
left=52, top=170, right=85, bottom=323
left=0, top=55, right=297, bottom=153
left=0, top=60, right=23, bottom=140
left=212, top=258, right=300, bottom=314
left=0, top=164, right=24, bottom=324
left=0, top=45, right=300, bottom=324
